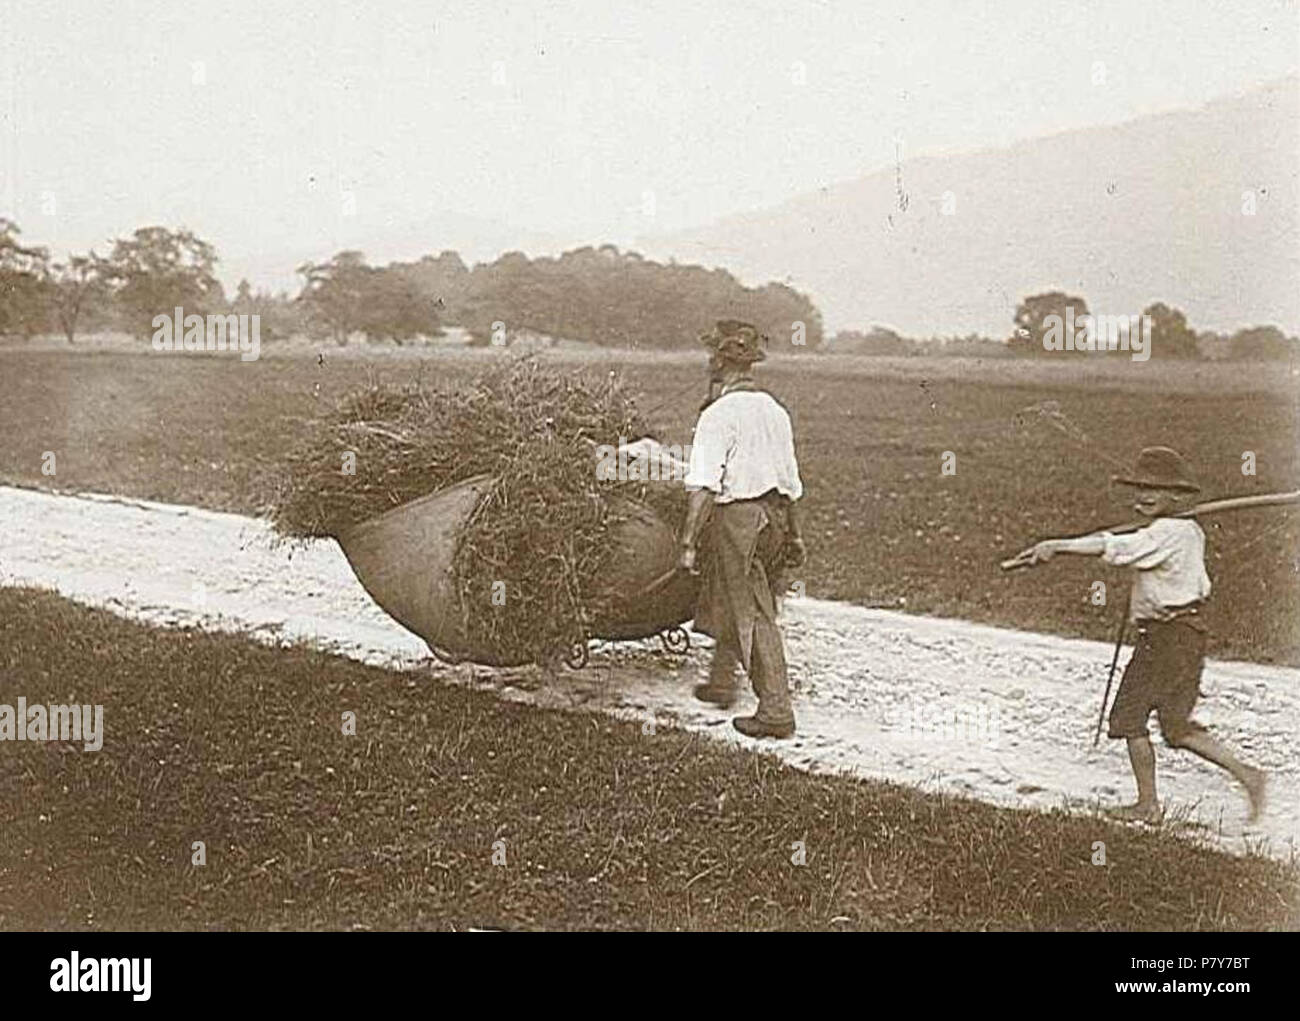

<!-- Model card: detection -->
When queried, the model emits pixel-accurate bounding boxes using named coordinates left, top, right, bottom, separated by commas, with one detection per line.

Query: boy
left=1013, top=446, right=1266, bottom=824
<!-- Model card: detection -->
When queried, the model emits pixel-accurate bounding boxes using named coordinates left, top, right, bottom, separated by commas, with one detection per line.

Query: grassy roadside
left=1, top=348, right=1297, bottom=664
left=0, top=588, right=1294, bottom=931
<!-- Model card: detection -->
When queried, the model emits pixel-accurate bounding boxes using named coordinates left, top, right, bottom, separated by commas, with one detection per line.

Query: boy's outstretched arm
left=1011, top=533, right=1106, bottom=566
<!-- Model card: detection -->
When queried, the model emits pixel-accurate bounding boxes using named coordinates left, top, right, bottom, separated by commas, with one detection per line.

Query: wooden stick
left=1000, top=490, right=1300, bottom=571
left=1094, top=591, right=1130, bottom=746
left=1182, top=490, right=1300, bottom=517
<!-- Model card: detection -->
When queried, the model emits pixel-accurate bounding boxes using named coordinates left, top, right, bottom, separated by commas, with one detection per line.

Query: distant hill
left=640, top=78, right=1300, bottom=338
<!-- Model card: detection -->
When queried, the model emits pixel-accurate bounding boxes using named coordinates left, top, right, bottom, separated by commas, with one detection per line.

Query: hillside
left=642, top=78, right=1300, bottom=338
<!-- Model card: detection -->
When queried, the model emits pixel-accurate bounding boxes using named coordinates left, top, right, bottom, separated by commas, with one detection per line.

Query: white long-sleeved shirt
left=683, top=389, right=803, bottom=503
left=1101, top=517, right=1211, bottom=622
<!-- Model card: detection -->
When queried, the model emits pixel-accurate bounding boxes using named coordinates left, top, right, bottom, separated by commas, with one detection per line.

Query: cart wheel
left=564, top=639, right=590, bottom=670
left=660, top=627, right=690, bottom=654
left=427, top=643, right=464, bottom=666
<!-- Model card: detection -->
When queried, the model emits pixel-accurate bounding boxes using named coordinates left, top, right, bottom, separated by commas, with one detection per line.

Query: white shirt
left=1101, top=517, right=1211, bottom=621
left=684, top=389, right=803, bottom=503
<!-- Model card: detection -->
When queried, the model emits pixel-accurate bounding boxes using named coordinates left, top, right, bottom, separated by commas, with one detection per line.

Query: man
left=679, top=320, right=806, bottom=739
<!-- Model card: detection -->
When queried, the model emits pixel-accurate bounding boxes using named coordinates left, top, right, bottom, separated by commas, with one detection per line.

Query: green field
left=2, top=345, right=1297, bottom=663
left=1, top=587, right=1293, bottom=931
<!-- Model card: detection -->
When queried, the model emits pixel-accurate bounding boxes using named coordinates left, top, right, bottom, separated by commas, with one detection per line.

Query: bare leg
left=1173, top=730, right=1267, bottom=822
left=1107, top=736, right=1162, bottom=823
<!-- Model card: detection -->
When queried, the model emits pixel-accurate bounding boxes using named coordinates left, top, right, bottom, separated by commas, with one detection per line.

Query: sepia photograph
left=1, top=0, right=1297, bottom=987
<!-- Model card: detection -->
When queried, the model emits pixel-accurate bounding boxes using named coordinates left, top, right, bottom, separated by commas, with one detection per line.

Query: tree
left=46, top=254, right=107, bottom=343
left=399, top=251, right=469, bottom=322
left=101, top=226, right=223, bottom=338
left=296, top=253, right=440, bottom=344
left=458, top=251, right=554, bottom=344
left=231, top=282, right=305, bottom=342
left=747, top=281, right=824, bottom=352
left=1228, top=325, right=1297, bottom=361
left=362, top=265, right=441, bottom=342
left=1142, top=302, right=1200, bottom=359
left=453, top=245, right=824, bottom=350
left=1009, top=291, right=1089, bottom=355
left=297, top=251, right=370, bottom=344
left=0, top=218, right=52, bottom=339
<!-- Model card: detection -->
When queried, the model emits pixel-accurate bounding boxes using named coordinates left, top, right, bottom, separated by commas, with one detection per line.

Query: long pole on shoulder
left=1000, top=490, right=1300, bottom=571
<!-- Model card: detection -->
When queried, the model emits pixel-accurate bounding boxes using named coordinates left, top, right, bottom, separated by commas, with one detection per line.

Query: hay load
left=269, top=359, right=696, bottom=665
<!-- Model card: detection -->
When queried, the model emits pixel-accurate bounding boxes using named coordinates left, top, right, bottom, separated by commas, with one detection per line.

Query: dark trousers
left=1108, top=618, right=1207, bottom=746
left=694, top=493, right=794, bottom=725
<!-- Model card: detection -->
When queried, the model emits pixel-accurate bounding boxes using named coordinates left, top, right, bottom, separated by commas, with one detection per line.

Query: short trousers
left=1107, top=618, right=1207, bottom=746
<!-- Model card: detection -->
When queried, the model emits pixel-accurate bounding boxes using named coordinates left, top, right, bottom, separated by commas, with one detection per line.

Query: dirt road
left=2, top=484, right=1295, bottom=858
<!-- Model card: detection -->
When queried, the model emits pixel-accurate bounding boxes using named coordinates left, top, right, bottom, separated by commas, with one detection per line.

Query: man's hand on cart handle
left=783, top=502, right=806, bottom=568
left=677, top=488, right=713, bottom=576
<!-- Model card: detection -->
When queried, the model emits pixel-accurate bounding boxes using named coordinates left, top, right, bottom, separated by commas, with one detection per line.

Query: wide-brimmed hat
left=700, top=319, right=768, bottom=364
left=1112, top=446, right=1201, bottom=492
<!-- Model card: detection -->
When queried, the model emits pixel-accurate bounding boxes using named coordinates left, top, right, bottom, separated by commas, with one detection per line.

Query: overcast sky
left=3, top=0, right=1297, bottom=291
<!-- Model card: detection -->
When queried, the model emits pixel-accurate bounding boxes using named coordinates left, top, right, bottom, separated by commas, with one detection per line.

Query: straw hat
left=700, top=319, right=768, bottom=364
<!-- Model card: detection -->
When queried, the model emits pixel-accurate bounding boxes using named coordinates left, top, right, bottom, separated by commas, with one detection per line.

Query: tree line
left=830, top=291, right=1298, bottom=361
left=0, top=220, right=822, bottom=350
left=4, top=220, right=1293, bottom=360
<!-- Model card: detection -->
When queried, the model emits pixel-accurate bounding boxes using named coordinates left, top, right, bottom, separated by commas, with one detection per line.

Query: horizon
left=3, top=1, right=1298, bottom=331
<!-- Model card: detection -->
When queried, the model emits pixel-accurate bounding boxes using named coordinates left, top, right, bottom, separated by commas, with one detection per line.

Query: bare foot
left=1105, top=802, right=1163, bottom=825
left=1243, top=768, right=1267, bottom=823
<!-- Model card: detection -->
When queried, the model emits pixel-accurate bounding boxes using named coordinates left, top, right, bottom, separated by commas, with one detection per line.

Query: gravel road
left=3, top=484, right=1295, bottom=858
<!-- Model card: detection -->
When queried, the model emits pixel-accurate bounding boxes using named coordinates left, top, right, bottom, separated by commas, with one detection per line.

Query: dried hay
left=269, top=358, right=687, bottom=662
